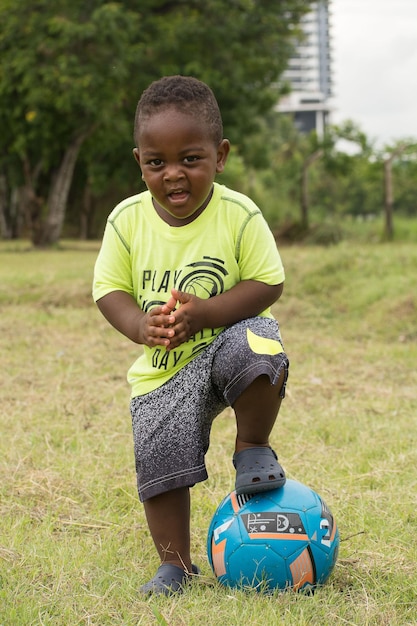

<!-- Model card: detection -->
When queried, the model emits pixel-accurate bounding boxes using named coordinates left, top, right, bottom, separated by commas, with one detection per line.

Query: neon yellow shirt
left=93, top=183, right=285, bottom=396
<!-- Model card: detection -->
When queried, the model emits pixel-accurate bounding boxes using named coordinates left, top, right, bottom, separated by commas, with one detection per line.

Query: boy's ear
left=133, top=148, right=141, bottom=165
left=216, top=139, right=230, bottom=174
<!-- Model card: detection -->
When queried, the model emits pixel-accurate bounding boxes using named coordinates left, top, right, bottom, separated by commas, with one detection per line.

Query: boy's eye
left=146, top=156, right=200, bottom=167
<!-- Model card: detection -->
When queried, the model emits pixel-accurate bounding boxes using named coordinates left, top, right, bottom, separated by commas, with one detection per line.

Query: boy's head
left=133, top=75, right=230, bottom=225
left=134, top=75, right=223, bottom=147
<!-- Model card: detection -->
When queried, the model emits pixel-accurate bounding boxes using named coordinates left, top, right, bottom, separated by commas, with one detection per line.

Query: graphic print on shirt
left=139, top=256, right=229, bottom=370
left=177, top=256, right=228, bottom=296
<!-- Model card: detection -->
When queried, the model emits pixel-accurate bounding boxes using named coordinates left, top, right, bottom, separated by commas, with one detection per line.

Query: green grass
left=1, top=240, right=416, bottom=625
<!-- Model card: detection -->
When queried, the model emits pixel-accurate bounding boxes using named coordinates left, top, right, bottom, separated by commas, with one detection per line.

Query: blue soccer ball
left=207, top=479, right=339, bottom=592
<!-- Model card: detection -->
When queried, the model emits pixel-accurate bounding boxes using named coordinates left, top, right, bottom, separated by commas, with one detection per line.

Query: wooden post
left=383, top=143, right=408, bottom=241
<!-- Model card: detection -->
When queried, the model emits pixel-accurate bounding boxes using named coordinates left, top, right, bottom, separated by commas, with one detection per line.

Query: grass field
left=0, top=240, right=416, bottom=625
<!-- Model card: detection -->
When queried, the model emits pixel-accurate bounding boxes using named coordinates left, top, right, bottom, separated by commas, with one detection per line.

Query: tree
left=381, top=142, right=417, bottom=240
left=0, top=0, right=145, bottom=244
left=270, top=119, right=371, bottom=231
left=304, top=122, right=374, bottom=229
left=0, top=0, right=314, bottom=245
left=300, top=148, right=323, bottom=229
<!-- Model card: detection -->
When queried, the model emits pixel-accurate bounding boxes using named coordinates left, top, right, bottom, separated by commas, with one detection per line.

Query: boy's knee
left=212, top=317, right=289, bottom=405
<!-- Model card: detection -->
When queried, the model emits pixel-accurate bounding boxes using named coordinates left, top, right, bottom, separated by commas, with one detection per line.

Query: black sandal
left=233, top=447, right=286, bottom=495
left=140, top=563, right=200, bottom=596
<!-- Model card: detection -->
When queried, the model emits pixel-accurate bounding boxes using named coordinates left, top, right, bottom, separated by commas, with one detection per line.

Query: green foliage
left=392, top=156, right=417, bottom=215
left=0, top=1, right=142, bottom=160
left=259, top=117, right=417, bottom=235
left=0, top=0, right=314, bottom=243
left=1, top=0, right=416, bottom=244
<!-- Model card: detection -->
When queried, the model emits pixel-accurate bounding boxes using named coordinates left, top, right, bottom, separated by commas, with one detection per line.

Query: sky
left=331, top=0, right=417, bottom=146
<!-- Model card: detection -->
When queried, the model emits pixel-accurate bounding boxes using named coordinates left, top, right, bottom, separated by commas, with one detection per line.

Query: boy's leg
left=233, top=368, right=286, bottom=453
left=142, top=487, right=192, bottom=572
left=131, top=348, right=227, bottom=594
left=232, top=369, right=286, bottom=493
left=211, top=317, right=289, bottom=494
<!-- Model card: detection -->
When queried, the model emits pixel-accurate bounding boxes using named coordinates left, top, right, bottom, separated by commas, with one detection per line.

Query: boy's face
left=134, top=107, right=229, bottom=225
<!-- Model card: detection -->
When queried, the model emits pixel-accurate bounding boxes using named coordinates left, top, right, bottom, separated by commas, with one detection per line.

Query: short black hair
left=134, top=75, right=223, bottom=146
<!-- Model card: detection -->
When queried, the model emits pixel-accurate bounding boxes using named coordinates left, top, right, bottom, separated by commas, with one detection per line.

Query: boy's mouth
left=168, top=189, right=189, bottom=204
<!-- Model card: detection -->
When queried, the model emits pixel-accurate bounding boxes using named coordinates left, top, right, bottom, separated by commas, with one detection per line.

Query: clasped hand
left=140, top=288, right=207, bottom=351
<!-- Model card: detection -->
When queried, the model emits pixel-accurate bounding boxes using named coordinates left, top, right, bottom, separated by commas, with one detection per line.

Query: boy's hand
left=162, top=288, right=206, bottom=350
left=139, top=305, right=177, bottom=348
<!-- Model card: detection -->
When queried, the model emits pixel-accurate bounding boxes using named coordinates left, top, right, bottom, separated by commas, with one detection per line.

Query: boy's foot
left=233, top=446, right=286, bottom=495
left=140, top=563, right=200, bottom=596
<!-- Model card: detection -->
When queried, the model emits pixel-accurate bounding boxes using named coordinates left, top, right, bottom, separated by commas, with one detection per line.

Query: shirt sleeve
left=92, top=218, right=134, bottom=302
left=237, top=212, right=285, bottom=285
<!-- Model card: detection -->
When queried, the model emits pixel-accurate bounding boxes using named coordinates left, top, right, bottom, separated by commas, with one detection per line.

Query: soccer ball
left=207, top=479, right=339, bottom=593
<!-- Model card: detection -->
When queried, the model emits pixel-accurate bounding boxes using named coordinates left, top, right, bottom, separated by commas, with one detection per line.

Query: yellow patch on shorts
left=246, top=328, right=283, bottom=355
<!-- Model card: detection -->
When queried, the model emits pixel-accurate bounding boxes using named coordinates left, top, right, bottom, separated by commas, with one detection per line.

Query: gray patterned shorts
left=130, top=317, right=289, bottom=501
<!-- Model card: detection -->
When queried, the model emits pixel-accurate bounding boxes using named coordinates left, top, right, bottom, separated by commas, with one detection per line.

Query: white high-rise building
left=277, top=0, right=333, bottom=136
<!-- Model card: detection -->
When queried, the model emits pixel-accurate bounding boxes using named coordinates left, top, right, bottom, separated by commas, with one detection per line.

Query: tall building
left=277, top=0, right=333, bottom=136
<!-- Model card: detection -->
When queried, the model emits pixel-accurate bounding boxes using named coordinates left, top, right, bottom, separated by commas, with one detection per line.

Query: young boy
left=93, top=75, right=289, bottom=595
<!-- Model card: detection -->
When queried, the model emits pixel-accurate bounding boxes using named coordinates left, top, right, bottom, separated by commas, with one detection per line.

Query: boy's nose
left=163, top=165, right=184, bottom=182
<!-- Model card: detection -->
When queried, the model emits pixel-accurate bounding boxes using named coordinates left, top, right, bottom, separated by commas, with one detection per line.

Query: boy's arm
left=96, top=290, right=176, bottom=348
left=96, top=279, right=282, bottom=349
left=202, top=280, right=283, bottom=328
